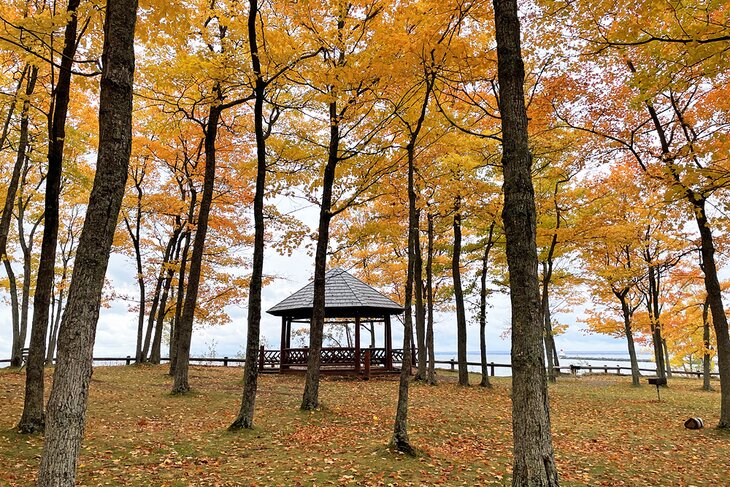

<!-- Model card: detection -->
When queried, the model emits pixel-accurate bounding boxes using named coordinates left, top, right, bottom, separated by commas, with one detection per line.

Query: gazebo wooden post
left=280, top=316, right=287, bottom=370
left=285, top=317, right=291, bottom=348
left=385, top=315, right=393, bottom=370
left=355, top=316, right=361, bottom=372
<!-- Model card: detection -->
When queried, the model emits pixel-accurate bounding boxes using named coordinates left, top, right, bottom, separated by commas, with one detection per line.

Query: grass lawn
left=1, top=365, right=728, bottom=486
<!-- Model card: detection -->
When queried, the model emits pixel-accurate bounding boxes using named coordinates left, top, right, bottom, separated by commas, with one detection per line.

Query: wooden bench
left=20, top=348, right=30, bottom=369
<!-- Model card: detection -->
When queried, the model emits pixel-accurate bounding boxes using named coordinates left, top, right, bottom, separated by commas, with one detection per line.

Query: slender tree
left=18, top=0, right=81, bottom=434
left=37, top=0, right=138, bottom=482
left=492, top=0, right=559, bottom=483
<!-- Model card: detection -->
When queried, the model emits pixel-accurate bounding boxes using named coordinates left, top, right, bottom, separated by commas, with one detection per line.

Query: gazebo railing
left=264, top=347, right=407, bottom=369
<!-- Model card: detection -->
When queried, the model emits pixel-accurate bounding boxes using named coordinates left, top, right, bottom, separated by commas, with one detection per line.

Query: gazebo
left=263, top=268, right=406, bottom=374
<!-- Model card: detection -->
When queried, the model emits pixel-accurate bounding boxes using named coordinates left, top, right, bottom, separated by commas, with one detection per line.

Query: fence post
left=126, top=356, right=131, bottom=365
left=259, top=345, right=265, bottom=370
left=604, top=365, right=608, bottom=374
left=450, top=359, right=455, bottom=370
left=588, top=365, right=593, bottom=374
left=616, top=365, right=620, bottom=375
left=490, top=362, right=495, bottom=377
left=223, top=356, right=229, bottom=367
left=364, top=349, right=371, bottom=380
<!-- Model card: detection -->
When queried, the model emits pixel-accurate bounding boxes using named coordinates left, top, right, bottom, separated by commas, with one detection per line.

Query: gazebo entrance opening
left=262, top=268, right=407, bottom=374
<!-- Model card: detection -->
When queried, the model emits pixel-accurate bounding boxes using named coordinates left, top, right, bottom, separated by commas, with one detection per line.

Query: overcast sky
left=0, top=200, right=635, bottom=360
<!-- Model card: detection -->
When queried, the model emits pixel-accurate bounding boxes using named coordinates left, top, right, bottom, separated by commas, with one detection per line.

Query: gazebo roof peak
left=267, top=267, right=404, bottom=319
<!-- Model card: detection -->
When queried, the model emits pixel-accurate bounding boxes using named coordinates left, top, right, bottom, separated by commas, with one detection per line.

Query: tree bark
left=172, top=100, right=221, bottom=394
left=301, top=96, right=338, bottom=410
left=18, top=0, right=81, bottom=434
left=541, top=261, right=557, bottom=383
left=390, top=106, right=418, bottom=458
left=452, top=200, right=469, bottom=387
left=37, top=0, right=137, bottom=483
left=702, top=296, right=712, bottom=391
left=617, top=291, right=640, bottom=386
left=414, top=210, right=427, bottom=381
left=479, top=222, right=495, bottom=388
left=4, top=260, right=20, bottom=367
left=230, top=0, right=267, bottom=429
left=646, top=265, right=667, bottom=381
left=426, top=212, right=436, bottom=385
left=493, top=0, right=559, bottom=483
left=124, top=174, right=145, bottom=363
left=169, top=215, right=193, bottom=375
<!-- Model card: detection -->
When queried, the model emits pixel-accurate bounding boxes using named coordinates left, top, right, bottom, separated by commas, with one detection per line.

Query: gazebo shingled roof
left=267, top=268, right=403, bottom=319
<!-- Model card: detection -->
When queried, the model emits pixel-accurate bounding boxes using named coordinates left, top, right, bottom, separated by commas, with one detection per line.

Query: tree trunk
left=414, top=210, right=427, bottom=381
left=541, top=261, right=556, bottom=383
left=148, top=228, right=181, bottom=363
left=479, top=222, right=495, bottom=388
left=230, top=0, right=267, bottom=429
left=125, top=182, right=145, bottom=363
left=301, top=96, right=338, bottom=410
left=18, top=0, right=81, bottom=434
left=169, top=219, right=192, bottom=375
left=390, top=109, right=419, bottom=458
left=4, top=260, right=21, bottom=367
left=452, top=200, right=469, bottom=387
left=692, top=198, right=730, bottom=425
left=702, top=296, right=712, bottom=391
left=493, top=0, right=559, bottom=483
left=426, top=212, right=436, bottom=385
left=172, top=101, right=221, bottom=394
left=37, top=1, right=137, bottom=483
left=662, top=338, right=672, bottom=378
left=618, top=294, right=640, bottom=386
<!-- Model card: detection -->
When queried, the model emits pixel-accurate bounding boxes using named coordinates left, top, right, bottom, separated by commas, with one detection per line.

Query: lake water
left=434, top=351, right=657, bottom=377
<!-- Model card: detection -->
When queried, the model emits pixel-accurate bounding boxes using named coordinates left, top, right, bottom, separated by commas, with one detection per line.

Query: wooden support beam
left=355, top=316, right=361, bottom=372
left=385, top=315, right=393, bottom=370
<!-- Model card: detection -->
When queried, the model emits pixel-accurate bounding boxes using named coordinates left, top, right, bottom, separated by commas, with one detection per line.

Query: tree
left=37, top=0, right=137, bottom=482
left=18, top=0, right=83, bottom=434
left=492, top=0, right=559, bottom=483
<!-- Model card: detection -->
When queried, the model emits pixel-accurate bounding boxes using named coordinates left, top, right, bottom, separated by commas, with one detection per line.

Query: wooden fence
left=1, top=355, right=720, bottom=379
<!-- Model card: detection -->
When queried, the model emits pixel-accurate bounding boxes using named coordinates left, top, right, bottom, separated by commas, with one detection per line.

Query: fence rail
left=2, top=355, right=720, bottom=379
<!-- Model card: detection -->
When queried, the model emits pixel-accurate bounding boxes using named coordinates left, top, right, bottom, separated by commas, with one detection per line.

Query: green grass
left=0, top=366, right=727, bottom=486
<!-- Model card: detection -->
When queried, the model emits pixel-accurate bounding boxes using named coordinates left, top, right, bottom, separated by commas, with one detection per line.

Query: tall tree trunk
left=47, top=285, right=64, bottom=365
left=452, top=200, right=469, bottom=387
left=146, top=228, right=180, bottom=362
left=479, top=222, right=495, bottom=388
left=2, top=66, right=36, bottom=368
left=390, top=111, right=418, bottom=458
left=662, top=338, right=672, bottom=378
left=169, top=219, right=193, bottom=375
left=646, top=265, right=667, bottom=381
left=301, top=97, right=339, bottom=410
left=124, top=181, right=145, bottom=363
left=702, top=296, right=712, bottom=391
left=541, top=261, right=556, bottom=383
left=37, top=0, right=137, bottom=482
left=414, top=210, right=427, bottom=381
left=172, top=100, right=221, bottom=394
left=230, top=0, right=267, bottom=429
left=18, top=0, right=81, bottom=434
left=426, top=212, right=436, bottom=385
left=693, top=198, right=730, bottom=426
left=493, top=0, right=559, bottom=483
left=617, top=293, right=640, bottom=386
left=4, top=260, right=21, bottom=367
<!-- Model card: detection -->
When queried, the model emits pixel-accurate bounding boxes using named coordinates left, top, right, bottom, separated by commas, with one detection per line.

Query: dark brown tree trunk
left=493, top=0, right=559, bottom=483
left=662, top=338, right=672, bottom=378
left=452, top=200, right=469, bottom=387
left=150, top=241, right=179, bottom=364
left=390, top=118, right=418, bottom=458
left=426, top=212, right=436, bottom=385
left=702, top=296, right=712, bottom=391
left=37, top=0, right=137, bottom=482
left=124, top=176, right=145, bottom=363
left=414, top=210, right=427, bottom=381
left=479, top=222, right=495, bottom=388
left=541, top=261, right=557, bottom=383
left=169, top=217, right=193, bottom=375
left=4, top=260, right=21, bottom=367
left=230, top=0, right=267, bottom=429
left=18, top=0, right=81, bottom=434
left=616, top=291, right=641, bottom=386
left=692, top=198, right=730, bottom=425
left=301, top=96, right=338, bottom=410
left=172, top=101, right=221, bottom=394
left=646, top=265, right=667, bottom=381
